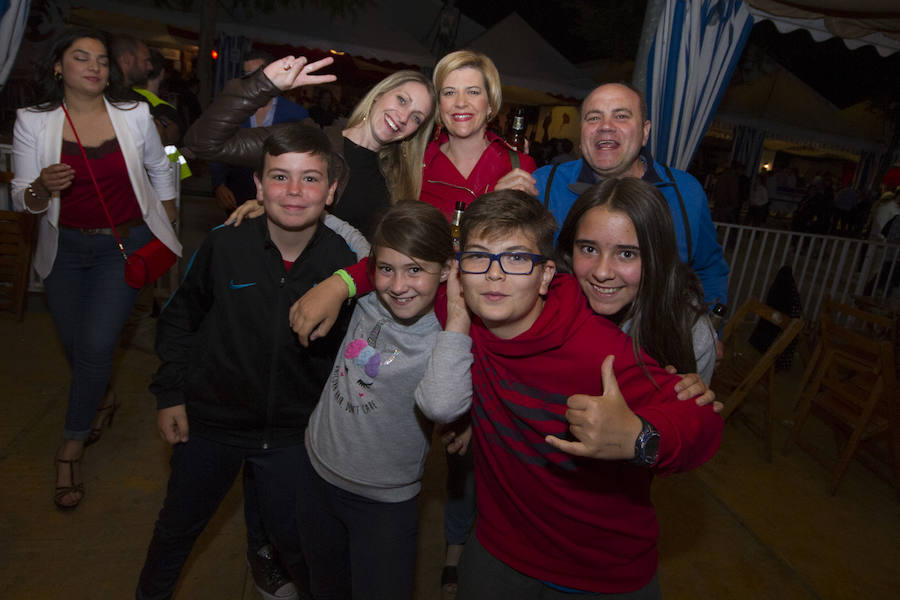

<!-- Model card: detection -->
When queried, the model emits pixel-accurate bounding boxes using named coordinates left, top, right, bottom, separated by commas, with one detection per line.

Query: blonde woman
left=185, top=55, right=436, bottom=238
left=421, top=49, right=536, bottom=218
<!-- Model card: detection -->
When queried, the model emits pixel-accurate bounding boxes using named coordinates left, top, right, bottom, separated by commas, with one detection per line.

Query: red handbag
left=62, top=104, right=177, bottom=289
left=124, top=237, right=177, bottom=288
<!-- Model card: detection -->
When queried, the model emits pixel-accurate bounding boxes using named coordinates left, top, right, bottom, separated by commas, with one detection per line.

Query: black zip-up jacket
left=150, top=216, right=356, bottom=449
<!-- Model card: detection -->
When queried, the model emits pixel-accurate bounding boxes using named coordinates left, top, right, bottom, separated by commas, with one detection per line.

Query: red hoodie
left=462, top=274, right=722, bottom=592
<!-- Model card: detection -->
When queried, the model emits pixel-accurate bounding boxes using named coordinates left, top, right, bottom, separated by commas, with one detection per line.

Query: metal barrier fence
left=715, top=223, right=899, bottom=324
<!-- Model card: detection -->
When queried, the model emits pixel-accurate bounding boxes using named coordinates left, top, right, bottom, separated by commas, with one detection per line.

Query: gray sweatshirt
left=621, top=314, right=717, bottom=384
left=305, top=292, right=473, bottom=502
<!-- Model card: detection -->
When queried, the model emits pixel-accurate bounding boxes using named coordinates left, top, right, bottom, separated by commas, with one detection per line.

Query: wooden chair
left=786, top=300, right=899, bottom=495
left=714, top=298, right=804, bottom=461
left=0, top=210, right=37, bottom=321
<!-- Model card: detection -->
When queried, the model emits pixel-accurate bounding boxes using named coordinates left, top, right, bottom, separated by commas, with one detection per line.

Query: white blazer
left=12, top=99, right=182, bottom=279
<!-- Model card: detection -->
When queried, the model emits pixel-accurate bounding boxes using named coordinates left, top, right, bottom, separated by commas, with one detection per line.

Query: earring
left=106, top=80, right=110, bottom=88
left=55, top=72, right=62, bottom=81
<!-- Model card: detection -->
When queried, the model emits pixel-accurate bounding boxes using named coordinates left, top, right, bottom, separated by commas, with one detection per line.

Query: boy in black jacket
left=136, top=125, right=357, bottom=600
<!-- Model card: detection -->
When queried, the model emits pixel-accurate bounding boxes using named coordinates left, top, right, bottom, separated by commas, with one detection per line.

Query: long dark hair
left=556, top=177, right=706, bottom=374
left=31, top=27, right=135, bottom=111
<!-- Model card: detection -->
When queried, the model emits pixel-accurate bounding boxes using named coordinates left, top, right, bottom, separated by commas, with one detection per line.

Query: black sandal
left=85, top=392, right=118, bottom=447
left=54, top=454, right=84, bottom=511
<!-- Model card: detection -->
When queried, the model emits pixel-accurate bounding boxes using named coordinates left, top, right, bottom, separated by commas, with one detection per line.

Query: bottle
left=450, top=201, right=465, bottom=252
left=710, top=302, right=727, bottom=331
left=506, top=106, right=526, bottom=152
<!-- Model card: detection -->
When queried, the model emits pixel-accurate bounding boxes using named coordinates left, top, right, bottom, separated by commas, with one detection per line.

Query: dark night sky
left=456, top=0, right=899, bottom=109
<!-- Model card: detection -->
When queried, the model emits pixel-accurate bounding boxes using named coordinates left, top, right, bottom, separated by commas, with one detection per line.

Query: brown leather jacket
left=183, top=68, right=347, bottom=187
left=182, top=69, right=276, bottom=167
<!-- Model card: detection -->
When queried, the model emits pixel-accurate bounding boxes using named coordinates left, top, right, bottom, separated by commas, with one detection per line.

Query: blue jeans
left=445, top=445, right=476, bottom=546
left=43, top=224, right=153, bottom=440
left=136, top=436, right=307, bottom=600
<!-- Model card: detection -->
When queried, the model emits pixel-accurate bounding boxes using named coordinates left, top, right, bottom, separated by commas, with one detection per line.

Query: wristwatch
left=629, top=416, right=660, bottom=467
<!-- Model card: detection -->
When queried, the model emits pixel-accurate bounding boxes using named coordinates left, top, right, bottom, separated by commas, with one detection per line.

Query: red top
left=59, top=138, right=141, bottom=228
left=420, top=130, right=537, bottom=219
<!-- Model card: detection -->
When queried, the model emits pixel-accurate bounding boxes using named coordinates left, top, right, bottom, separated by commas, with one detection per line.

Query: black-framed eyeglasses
left=456, top=251, right=548, bottom=275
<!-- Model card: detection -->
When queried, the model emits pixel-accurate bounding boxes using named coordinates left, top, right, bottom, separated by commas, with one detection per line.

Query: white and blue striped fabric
left=730, top=124, right=766, bottom=178
left=852, top=150, right=882, bottom=192
left=0, top=0, right=29, bottom=87
left=213, top=33, right=251, bottom=97
left=646, top=0, right=755, bottom=170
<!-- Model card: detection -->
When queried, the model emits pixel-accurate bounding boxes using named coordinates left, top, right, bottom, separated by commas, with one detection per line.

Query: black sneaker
left=247, top=545, right=299, bottom=600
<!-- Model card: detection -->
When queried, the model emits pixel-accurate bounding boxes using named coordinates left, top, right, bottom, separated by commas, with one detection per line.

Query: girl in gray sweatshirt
left=298, top=202, right=472, bottom=599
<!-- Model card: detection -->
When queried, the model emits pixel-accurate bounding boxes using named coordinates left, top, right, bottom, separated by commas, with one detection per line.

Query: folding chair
left=786, top=300, right=899, bottom=495
left=0, top=210, right=37, bottom=321
left=714, top=298, right=804, bottom=461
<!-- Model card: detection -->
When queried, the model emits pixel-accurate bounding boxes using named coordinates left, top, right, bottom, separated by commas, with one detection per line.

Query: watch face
left=644, top=433, right=660, bottom=464
left=634, top=418, right=660, bottom=466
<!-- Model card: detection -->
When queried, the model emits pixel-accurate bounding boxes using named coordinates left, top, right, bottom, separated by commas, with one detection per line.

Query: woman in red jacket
left=417, top=49, right=537, bottom=595
left=421, top=50, right=536, bottom=219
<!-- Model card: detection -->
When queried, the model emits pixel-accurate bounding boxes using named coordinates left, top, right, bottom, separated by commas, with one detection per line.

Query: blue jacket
left=210, top=96, right=309, bottom=204
left=533, top=151, right=729, bottom=308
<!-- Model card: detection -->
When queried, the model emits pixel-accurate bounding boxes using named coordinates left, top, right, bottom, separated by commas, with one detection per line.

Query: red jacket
left=420, top=130, right=537, bottom=219
left=458, top=275, right=722, bottom=592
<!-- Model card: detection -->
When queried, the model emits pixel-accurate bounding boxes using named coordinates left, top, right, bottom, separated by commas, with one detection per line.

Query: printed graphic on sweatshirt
left=330, top=316, right=399, bottom=416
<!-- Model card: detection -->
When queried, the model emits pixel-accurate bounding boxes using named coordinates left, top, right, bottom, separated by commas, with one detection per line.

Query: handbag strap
left=60, top=103, right=128, bottom=262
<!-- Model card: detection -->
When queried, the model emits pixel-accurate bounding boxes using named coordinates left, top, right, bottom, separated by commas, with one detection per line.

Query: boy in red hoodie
left=431, top=189, right=722, bottom=599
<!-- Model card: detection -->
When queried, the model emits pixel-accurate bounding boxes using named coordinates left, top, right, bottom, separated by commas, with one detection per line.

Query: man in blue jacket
left=498, top=82, right=729, bottom=310
left=211, top=50, right=310, bottom=213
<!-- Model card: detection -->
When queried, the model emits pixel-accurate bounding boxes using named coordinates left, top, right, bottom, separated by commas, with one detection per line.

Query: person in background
left=864, top=190, right=900, bottom=295
left=110, top=35, right=182, bottom=147
left=110, top=33, right=152, bottom=88
left=550, top=138, right=575, bottom=165
left=12, top=28, right=180, bottom=510
left=832, top=184, right=858, bottom=235
left=209, top=50, right=310, bottom=214
left=747, top=172, right=769, bottom=227
left=711, top=161, right=741, bottom=223
left=309, top=87, right=338, bottom=128
left=132, top=48, right=190, bottom=180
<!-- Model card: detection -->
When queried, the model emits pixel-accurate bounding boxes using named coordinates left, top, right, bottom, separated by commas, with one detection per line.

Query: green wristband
left=334, top=269, right=356, bottom=299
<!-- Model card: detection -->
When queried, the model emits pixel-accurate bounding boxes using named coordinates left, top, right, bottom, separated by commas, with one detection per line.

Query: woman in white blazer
left=12, top=28, right=181, bottom=510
